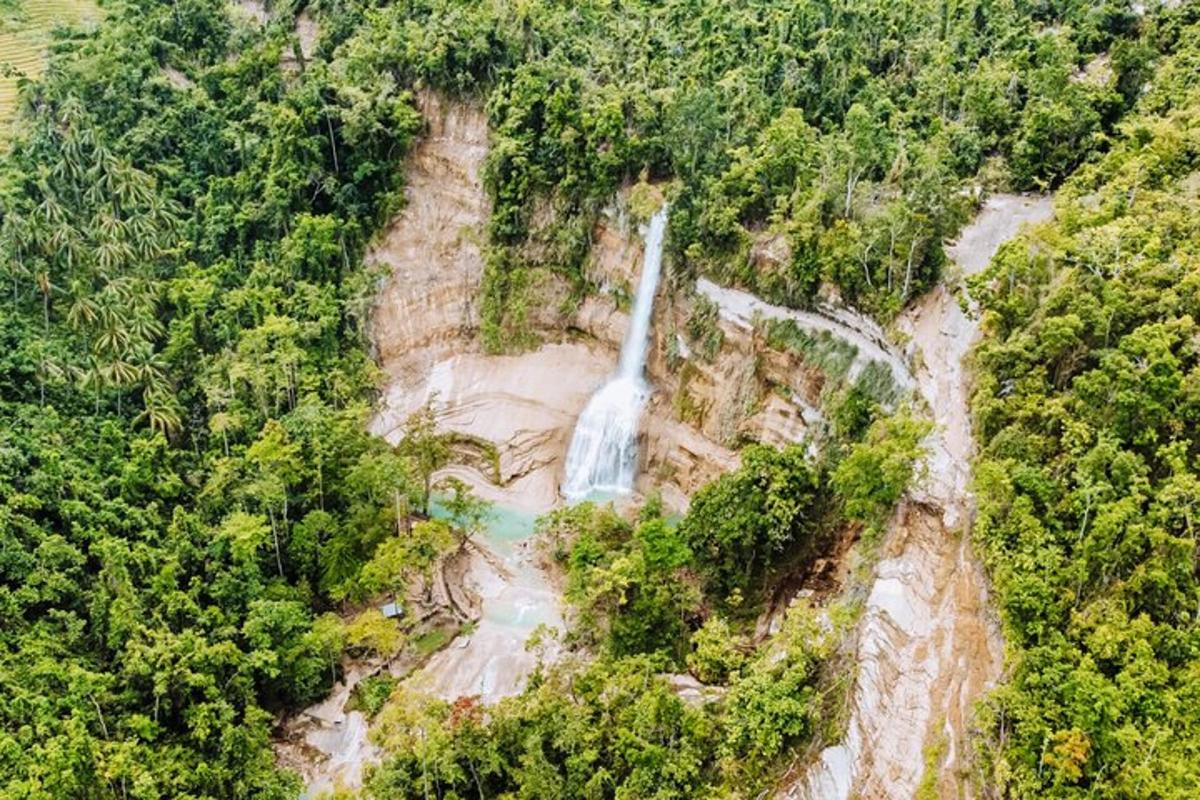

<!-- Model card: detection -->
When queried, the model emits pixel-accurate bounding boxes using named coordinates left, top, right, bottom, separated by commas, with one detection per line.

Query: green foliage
left=0, top=0, right=439, bottom=793
left=436, top=475, right=493, bottom=546
left=348, top=674, right=398, bottom=718
left=686, top=616, right=745, bottom=685
left=537, top=499, right=629, bottom=564
left=366, top=612, right=830, bottom=800
left=355, top=519, right=454, bottom=606
left=831, top=411, right=930, bottom=527
left=397, top=404, right=451, bottom=515
left=970, top=15, right=1200, bottom=795
left=345, top=608, right=405, bottom=660
left=762, top=318, right=859, bottom=382
left=685, top=292, right=724, bottom=362
left=330, top=0, right=1154, bottom=339
left=555, top=503, right=699, bottom=660
left=719, top=608, right=829, bottom=769
left=680, top=443, right=820, bottom=596
left=826, top=382, right=881, bottom=442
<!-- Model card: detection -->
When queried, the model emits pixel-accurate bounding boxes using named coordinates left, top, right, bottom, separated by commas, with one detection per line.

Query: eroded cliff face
left=578, top=206, right=837, bottom=506
left=367, top=91, right=489, bottom=374
left=362, top=96, right=815, bottom=737
left=367, top=94, right=823, bottom=511
left=787, top=195, right=1053, bottom=800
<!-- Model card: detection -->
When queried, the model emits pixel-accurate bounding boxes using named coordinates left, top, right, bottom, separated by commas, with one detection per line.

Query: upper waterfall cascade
left=561, top=205, right=668, bottom=499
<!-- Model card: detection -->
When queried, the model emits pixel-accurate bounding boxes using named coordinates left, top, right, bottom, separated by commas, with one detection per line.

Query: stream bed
left=415, top=502, right=562, bottom=702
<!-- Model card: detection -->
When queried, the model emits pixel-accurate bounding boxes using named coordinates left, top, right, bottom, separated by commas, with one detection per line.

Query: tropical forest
left=0, top=0, right=1197, bottom=798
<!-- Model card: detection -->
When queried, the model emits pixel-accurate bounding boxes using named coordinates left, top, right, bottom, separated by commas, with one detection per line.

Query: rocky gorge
left=284, top=93, right=1056, bottom=799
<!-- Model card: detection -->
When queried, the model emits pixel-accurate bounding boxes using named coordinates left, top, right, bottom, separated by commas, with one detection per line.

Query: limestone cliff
left=367, top=94, right=824, bottom=512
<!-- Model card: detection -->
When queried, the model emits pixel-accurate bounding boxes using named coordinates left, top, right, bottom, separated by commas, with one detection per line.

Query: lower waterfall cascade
left=561, top=205, right=668, bottom=499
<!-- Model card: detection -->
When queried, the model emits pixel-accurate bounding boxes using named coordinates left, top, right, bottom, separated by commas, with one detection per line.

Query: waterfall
left=561, top=205, right=668, bottom=500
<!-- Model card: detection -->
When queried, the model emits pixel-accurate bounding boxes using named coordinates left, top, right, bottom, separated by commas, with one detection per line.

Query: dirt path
left=697, top=278, right=915, bottom=393
left=786, top=194, right=1053, bottom=800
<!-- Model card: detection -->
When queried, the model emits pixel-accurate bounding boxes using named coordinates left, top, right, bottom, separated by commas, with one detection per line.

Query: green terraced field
left=0, top=0, right=100, bottom=131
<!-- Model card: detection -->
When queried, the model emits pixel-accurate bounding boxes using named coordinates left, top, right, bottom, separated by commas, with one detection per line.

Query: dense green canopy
left=0, top=0, right=424, bottom=794
left=0, top=0, right=1194, bottom=797
left=333, top=0, right=1146, bottom=339
left=971, top=10, right=1200, bottom=795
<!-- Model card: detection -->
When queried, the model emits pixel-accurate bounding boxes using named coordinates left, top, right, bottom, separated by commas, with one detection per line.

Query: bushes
left=680, top=444, right=820, bottom=597
left=555, top=503, right=699, bottom=659
left=831, top=412, right=930, bottom=528
left=365, top=610, right=830, bottom=800
left=687, top=617, right=745, bottom=684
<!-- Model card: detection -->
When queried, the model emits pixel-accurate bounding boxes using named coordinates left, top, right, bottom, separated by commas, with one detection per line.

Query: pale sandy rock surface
left=371, top=343, right=613, bottom=514
left=295, top=8, right=318, bottom=60
left=161, top=66, right=193, bottom=90
left=697, top=277, right=915, bottom=394
left=368, top=91, right=489, bottom=374
left=786, top=194, right=1053, bottom=800
left=275, top=662, right=381, bottom=796
left=410, top=536, right=562, bottom=702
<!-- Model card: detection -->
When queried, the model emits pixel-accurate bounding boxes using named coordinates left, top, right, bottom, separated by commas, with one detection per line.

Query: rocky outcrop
left=410, top=535, right=561, bottom=703
left=274, top=661, right=381, bottom=796
left=372, top=344, right=614, bottom=514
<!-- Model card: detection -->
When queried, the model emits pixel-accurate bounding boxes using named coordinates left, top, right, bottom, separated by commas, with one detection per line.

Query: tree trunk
left=269, top=507, right=284, bottom=577
left=902, top=239, right=917, bottom=300
left=325, top=114, right=340, bottom=174
left=844, top=164, right=863, bottom=218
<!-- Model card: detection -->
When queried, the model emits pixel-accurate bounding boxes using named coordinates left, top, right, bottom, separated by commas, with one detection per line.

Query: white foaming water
left=562, top=205, right=668, bottom=499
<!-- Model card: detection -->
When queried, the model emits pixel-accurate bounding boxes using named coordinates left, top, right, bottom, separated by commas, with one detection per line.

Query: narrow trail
left=785, top=194, right=1054, bottom=800
left=696, top=278, right=916, bottom=393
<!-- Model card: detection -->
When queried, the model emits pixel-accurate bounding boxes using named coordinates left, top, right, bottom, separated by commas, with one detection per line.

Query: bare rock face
left=573, top=294, right=629, bottom=350
left=788, top=504, right=1002, bottom=800
left=587, top=207, right=643, bottom=291
left=785, top=194, right=1052, bottom=800
left=368, top=91, right=489, bottom=375
left=274, top=661, right=382, bottom=796
left=578, top=203, right=833, bottom=503
left=366, top=128, right=822, bottom=511
left=295, top=8, right=318, bottom=61
left=372, top=344, right=613, bottom=514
